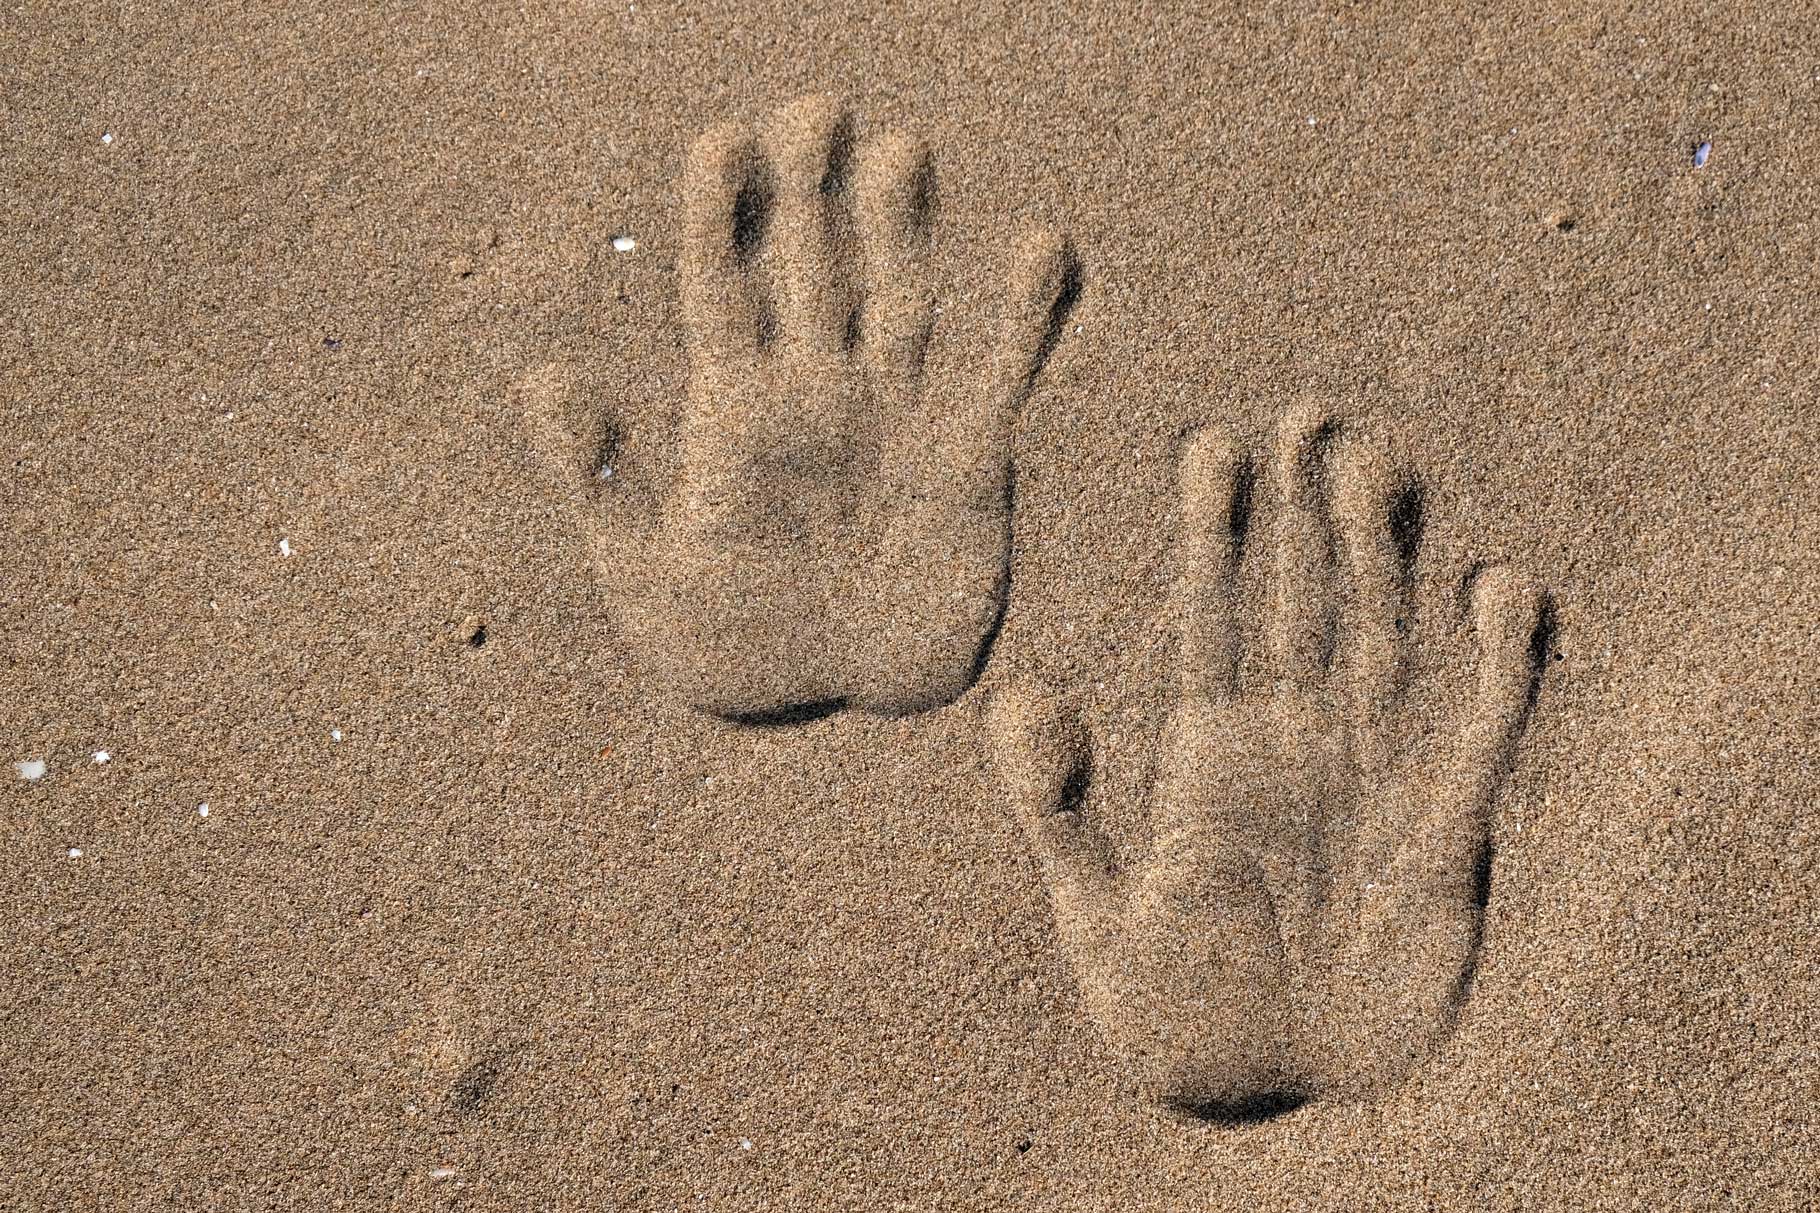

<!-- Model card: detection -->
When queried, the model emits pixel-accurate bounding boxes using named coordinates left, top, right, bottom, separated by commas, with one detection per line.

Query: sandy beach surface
left=4, top=4, right=1817, bottom=1209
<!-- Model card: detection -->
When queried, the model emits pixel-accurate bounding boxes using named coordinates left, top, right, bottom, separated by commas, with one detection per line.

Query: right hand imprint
left=989, top=411, right=1553, bottom=1120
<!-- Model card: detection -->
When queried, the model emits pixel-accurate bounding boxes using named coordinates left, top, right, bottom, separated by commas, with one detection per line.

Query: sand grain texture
left=3, top=3, right=1817, bottom=1210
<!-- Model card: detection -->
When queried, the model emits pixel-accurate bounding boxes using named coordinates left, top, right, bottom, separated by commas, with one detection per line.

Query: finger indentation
left=1269, top=409, right=1340, bottom=687
left=1460, top=565, right=1550, bottom=780
left=922, top=229, right=1080, bottom=511
left=763, top=95, right=859, bottom=354
left=512, top=363, right=651, bottom=575
left=681, top=123, right=771, bottom=362
left=987, top=684, right=1114, bottom=903
left=857, top=132, right=937, bottom=386
left=1177, top=428, right=1250, bottom=702
left=993, top=229, right=1083, bottom=413
left=513, top=362, right=610, bottom=499
left=1332, top=440, right=1416, bottom=735
left=1369, top=568, right=1548, bottom=918
left=1347, top=572, right=1551, bottom=1094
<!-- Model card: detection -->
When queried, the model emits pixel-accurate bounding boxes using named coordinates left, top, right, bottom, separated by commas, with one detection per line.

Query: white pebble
left=611, top=235, right=636, bottom=253
left=100, top=132, right=113, bottom=145
left=1694, top=140, right=1712, bottom=168
left=330, top=729, right=343, bottom=742
left=68, top=847, right=83, bottom=859
left=16, top=759, right=46, bottom=781
left=278, top=538, right=293, bottom=558
left=92, top=751, right=110, bottom=764
left=429, top=1167, right=457, bottom=1180
left=198, top=803, right=210, bottom=818
left=740, top=1139, right=753, bottom=1151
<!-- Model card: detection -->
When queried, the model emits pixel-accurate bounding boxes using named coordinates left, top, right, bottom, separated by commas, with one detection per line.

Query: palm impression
left=520, top=96, right=1081, bottom=723
left=991, top=411, right=1553, bottom=1120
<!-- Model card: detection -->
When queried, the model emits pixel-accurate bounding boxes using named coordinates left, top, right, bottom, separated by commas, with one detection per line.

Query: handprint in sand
left=990, top=412, right=1553, bottom=1119
left=519, top=97, right=1080, bottom=722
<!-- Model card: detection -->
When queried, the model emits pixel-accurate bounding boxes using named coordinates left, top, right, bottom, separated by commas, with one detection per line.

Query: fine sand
left=5, top=4, right=1818, bottom=1210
